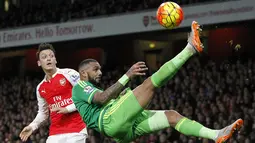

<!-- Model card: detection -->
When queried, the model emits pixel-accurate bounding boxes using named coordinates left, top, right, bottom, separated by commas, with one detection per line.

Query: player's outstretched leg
left=133, top=21, right=203, bottom=108
left=129, top=110, right=243, bottom=143
left=129, top=21, right=243, bottom=143
left=132, top=110, right=243, bottom=143
left=161, top=110, right=243, bottom=143
left=163, top=110, right=243, bottom=143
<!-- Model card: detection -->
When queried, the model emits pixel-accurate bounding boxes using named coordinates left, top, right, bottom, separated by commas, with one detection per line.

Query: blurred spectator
left=0, top=0, right=232, bottom=29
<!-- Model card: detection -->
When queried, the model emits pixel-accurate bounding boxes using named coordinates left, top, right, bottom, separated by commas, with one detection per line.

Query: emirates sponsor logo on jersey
left=59, top=78, right=66, bottom=86
left=49, top=97, right=73, bottom=111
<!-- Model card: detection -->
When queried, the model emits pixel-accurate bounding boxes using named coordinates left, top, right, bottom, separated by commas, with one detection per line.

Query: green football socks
left=151, top=43, right=195, bottom=87
left=175, top=118, right=218, bottom=140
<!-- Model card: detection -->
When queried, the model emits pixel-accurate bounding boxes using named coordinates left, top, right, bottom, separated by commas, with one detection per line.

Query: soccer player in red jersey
left=20, top=43, right=87, bottom=143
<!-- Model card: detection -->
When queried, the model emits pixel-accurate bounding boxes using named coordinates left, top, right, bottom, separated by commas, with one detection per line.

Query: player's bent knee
left=133, top=77, right=155, bottom=98
left=164, top=110, right=184, bottom=127
left=147, top=111, right=170, bottom=131
left=141, top=77, right=155, bottom=90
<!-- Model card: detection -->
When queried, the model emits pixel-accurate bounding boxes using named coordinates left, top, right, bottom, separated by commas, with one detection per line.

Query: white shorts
left=46, top=129, right=88, bottom=143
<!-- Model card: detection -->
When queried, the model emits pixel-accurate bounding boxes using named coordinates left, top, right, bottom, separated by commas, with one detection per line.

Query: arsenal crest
left=143, top=16, right=149, bottom=27
left=59, top=78, right=66, bottom=86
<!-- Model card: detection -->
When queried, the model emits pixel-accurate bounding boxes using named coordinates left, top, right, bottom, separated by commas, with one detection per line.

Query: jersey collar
left=43, top=68, right=59, bottom=82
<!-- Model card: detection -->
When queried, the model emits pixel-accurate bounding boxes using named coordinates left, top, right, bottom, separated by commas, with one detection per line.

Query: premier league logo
left=84, top=86, right=94, bottom=94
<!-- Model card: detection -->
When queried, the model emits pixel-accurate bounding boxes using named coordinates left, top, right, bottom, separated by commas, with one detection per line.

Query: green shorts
left=101, top=88, right=170, bottom=143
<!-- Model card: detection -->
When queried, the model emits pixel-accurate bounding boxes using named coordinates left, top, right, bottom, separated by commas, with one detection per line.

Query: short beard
left=88, top=76, right=99, bottom=86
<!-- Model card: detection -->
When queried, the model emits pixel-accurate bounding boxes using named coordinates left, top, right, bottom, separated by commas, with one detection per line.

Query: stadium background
left=0, top=0, right=255, bottom=142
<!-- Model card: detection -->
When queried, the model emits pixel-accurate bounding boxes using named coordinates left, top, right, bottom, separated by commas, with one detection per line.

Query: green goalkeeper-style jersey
left=72, top=80, right=111, bottom=132
left=73, top=80, right=164, bottom=142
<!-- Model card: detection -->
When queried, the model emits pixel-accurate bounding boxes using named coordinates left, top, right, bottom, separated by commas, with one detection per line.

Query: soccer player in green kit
left=72, top=21, right=243, bottom=143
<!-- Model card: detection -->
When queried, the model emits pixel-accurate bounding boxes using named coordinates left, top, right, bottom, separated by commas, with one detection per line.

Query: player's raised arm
left=20, top=86, right=49, bottom=142
left=93, top=62, right=148, bottom=104
left=92, top=81, right=124, bottom=104
left=75, top=60, right=148, bottom=105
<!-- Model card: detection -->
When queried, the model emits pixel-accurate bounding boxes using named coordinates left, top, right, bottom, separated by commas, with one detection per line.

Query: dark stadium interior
left=1, top=0, right=255, bottom=143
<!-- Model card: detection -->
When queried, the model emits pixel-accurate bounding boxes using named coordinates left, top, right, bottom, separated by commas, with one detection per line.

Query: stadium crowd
left=0, top=55, right=255, bottom=143
left=1, top=0, right=231, bottom=29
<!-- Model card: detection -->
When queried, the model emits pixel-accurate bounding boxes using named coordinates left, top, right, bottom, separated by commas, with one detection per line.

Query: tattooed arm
left=93, top=62, right=148, bottom=105
left=93, top=82, right=124, bottom=104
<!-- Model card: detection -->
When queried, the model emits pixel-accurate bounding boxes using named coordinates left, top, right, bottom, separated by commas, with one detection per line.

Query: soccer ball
left=156, top=2, right=184, bottom=29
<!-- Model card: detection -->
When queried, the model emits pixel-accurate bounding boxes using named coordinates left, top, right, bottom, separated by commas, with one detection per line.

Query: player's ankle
left=213, top=130, right=220, bottom=141
left=185, top=43, right=196, bottom=54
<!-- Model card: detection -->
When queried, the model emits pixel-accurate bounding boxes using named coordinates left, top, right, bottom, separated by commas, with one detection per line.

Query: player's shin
left=151, top=43, right=195, bottom=87
left=175, top=117, right=219, bottom=140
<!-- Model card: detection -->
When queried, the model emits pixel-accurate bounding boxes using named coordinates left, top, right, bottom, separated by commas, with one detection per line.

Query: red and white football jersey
left=29, top=68, right=86, bottom=135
